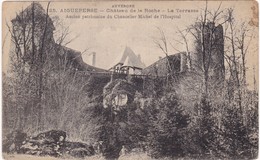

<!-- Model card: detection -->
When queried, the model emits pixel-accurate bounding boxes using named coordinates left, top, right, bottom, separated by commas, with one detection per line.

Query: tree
left=4, top=2, right=93, bottom=137
left=153, top=27, right=178, bottom=82
left=224, top=8, right=256, bottom=114
left=186, top=2, right=227, bottom=99
left=147, top=93, right=190, bottom=158
left=220, top=103, right=256, bottom=159
left=196, top=97, right=219, bottom=154
left=5, top=2, right=55, bottom=131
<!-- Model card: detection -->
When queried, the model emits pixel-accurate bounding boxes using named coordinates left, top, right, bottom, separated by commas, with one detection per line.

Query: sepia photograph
left=2, top=1, right=259, bottom=160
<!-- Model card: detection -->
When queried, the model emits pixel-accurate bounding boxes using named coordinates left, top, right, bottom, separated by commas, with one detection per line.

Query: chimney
left=92, top=52, right=96, bottom=67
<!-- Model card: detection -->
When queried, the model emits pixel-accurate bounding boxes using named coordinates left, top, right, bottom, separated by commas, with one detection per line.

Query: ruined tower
left=191, top=22, right=225, bottom=84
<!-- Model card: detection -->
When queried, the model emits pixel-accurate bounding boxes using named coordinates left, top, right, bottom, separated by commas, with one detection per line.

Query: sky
left=2, top=1, right=258, bottom=89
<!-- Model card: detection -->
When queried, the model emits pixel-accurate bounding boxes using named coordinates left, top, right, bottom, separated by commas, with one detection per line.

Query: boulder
left=69, top=148, right=92, bottom=158
left=39, top=145, right=60, bottom=157
left=20, top=141, right=39, bottom=154
left=3, top=130, right=95, bottom=158
left=62, top=141, right=95, bottom=157
left=32, top=130, right=66, bottom=144
left=19, top=130, right=66, bottom=157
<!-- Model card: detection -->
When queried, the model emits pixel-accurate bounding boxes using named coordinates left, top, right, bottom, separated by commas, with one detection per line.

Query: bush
left=3, top=130, right=27, bottom=153
left=147, top=93, right=190, bottom=158
left=221, top=105, right=256, bottom=159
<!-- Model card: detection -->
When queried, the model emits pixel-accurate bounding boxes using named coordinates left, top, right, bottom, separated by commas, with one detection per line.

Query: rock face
left=3, top=130, right=95, bottom=158
left=19, top=130, right=66, bottom=157
left=103, top=79, right=137, bottom=112
left=32, top=130, right=66, bottom=144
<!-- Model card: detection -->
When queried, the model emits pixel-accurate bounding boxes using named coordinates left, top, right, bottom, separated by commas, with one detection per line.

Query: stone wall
left=142, top=52, right=187, bottom=77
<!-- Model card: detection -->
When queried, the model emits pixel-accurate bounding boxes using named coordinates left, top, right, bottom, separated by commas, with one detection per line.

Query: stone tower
left=191, top=22, right=225, bottom=84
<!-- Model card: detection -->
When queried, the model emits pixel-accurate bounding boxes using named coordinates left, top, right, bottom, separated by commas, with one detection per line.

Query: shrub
left=147, top=93, right=190, bottom=158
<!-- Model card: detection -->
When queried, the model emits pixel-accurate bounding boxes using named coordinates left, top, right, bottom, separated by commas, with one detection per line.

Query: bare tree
left=224, top=8, right=255, bottom=112
left=153, top=27, right=183, bottom=84
left=5, top=2, right=59, bottom=131
left=236, top=22, right=254, bottom=88
left=186, top=2, right=228, bottom=99
left=176, top=28, right=192, bottom=70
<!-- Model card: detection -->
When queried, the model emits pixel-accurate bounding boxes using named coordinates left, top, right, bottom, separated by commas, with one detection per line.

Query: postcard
left=2, top=1, right=258, bottom=160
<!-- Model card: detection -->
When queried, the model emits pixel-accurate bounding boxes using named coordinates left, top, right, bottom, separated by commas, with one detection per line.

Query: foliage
left=3, top=2, right=99, bottom=143
left=147, top=93, right=190, bottom=158
left=96, top=95, right=150, bottom=159
left=196, top=98, right=217, bottom=154
left=217, top=98, right=258, bottom=159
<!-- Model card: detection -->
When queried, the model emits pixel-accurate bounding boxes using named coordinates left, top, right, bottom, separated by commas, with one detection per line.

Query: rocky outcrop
left=3, top=130, right=95, bottom=158
left=62, top=141, right=95, bottom=158
left=103, top=79, right=137, bottom=112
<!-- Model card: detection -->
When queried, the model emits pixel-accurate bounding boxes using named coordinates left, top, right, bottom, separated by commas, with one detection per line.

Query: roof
left=58, top=44, right=107, bottom=72
left=110, top=47, right=146, bottom=69
left=123, top=56, right=133, bottom=67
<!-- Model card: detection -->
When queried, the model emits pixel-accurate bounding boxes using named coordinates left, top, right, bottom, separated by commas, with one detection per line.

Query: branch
left=63, top=34, right=80, bottom=46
